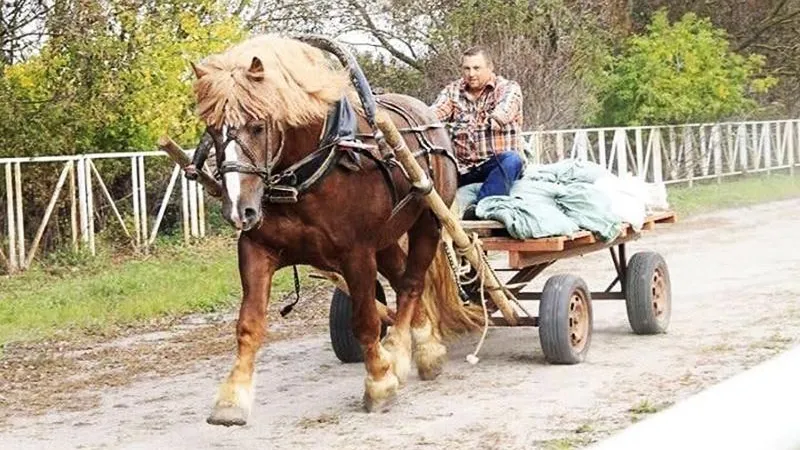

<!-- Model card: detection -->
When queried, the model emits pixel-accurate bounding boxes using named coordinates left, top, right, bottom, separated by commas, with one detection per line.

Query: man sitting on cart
left=431, top=46, right=526, bottom=220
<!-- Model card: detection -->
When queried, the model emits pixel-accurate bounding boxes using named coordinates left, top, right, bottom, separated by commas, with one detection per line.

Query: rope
left=448, top=232, right=493, bottom=365
left=447, top=232, right=532, bottom=364
left=466, top=255, right=490, bottom=365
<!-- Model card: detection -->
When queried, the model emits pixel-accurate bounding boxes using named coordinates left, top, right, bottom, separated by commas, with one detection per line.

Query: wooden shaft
left=375, top=110, right=519, bottom=325
left=158, top=136, right=223, bottom=198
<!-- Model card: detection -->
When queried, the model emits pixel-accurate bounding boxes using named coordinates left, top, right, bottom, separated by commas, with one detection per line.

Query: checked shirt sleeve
left=491, top=81, right=523, bottom=125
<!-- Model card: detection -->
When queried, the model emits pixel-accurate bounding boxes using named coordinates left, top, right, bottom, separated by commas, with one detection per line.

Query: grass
left=666, top=172, right=800, bottom=217
left=628, top=399, right=672, bottom=423
left=0, top=236, right=307, bottom=345
left=1, top=172, right=798, bottom=347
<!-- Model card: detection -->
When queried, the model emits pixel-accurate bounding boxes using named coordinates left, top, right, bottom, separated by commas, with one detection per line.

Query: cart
left=328, top=211, right=677, bottom=364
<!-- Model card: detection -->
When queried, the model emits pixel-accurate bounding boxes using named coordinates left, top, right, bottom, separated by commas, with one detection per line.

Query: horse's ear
left=191, top=62, right=209, bottom=79
left=248, top=57, right=265, bottom=80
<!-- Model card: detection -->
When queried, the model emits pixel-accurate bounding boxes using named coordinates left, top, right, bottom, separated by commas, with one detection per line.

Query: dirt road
left=2, top=198, right=800, bottom=449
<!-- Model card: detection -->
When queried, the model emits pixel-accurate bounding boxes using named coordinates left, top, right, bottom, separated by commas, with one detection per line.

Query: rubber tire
left=625, top=252, right=671, bottom=335
left=538, top=274, right=593, bottom=365
left=329, top=281, right=388, bottom=363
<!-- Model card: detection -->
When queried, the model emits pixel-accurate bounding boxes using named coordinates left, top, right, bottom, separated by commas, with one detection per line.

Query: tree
left=633, top=0, right=800, bottom=115
left=593, top=10, right=777, bottom=126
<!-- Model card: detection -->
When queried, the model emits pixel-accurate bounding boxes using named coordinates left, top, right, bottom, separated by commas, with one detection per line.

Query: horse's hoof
left=363, top=372, right=399, bottom=413
left=418, top=363, right=443, bottom=381
left=206, top=405, right=248, bottom=427
left=414, top=341, right=447, bottom=381
left=363, top=389, right=397, bottom=413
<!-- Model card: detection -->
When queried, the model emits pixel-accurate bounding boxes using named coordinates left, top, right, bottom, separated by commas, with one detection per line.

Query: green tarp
left=458, top=159, right=624, bottom=241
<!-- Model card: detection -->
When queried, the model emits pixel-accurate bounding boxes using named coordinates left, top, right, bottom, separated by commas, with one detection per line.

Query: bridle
left=214, top=120, right=286, bottom=187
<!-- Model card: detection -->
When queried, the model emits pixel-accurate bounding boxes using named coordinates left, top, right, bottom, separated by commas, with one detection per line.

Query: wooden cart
left=328, top=211, right=677, bottom=364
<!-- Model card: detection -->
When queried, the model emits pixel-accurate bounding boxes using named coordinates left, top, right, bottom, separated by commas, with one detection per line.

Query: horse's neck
left=276, top=121, right=325, bottom=170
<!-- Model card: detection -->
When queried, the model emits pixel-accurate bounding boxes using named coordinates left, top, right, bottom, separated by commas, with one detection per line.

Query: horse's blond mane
left=192, top=34, right=351, bottom=129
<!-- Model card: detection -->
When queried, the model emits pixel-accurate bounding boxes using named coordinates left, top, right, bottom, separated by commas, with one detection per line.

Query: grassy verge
left=667, top=172, right=800, bottom=217
left=0, top=236, right=308, bottom=346
left=1, top=172, right=798, bottom=347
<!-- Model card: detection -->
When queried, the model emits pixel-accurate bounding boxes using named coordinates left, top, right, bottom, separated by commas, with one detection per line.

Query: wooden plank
left=476, top=210, right=676, bottom=261
left=481, top=236, right=565, bottom=252
left=565, top=230, right=595, bottom=245
left=648, top=210, right=677, bottom=223
left=461, top=220, right=505, bottom=230
left=511, top=233, right=641, bottom=268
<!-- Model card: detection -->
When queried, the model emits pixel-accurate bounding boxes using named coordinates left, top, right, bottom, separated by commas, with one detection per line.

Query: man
left=431, top=46, right=526, bottom=219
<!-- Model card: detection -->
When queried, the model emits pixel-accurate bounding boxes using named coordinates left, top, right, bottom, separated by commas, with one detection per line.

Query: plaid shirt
left=431, top=75, right=524, bottom=169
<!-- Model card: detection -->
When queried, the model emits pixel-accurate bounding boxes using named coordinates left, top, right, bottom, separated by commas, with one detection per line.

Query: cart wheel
left=329, top=281, right=388, bottom=363
left=538, top=274, right=593, bottom=364
left=625, top=252, right=671, bottom=334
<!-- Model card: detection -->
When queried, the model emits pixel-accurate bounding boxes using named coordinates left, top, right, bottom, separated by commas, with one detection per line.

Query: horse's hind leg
left=407, top=213, right=448, bottom=381
left=207, top=235, right=276, bottom=426
left=342, top=249, right=398, bottom=412
left=384, top=211, right=448, bottom=382
left=375, top=243, right=413, bottom=385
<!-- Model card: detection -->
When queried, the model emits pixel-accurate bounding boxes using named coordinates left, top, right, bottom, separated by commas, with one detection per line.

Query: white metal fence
left=1, top=118, right=799, bottom=273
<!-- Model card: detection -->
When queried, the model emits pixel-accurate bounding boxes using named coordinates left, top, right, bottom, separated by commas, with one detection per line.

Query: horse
left=188, top=34, right=483, bottom=426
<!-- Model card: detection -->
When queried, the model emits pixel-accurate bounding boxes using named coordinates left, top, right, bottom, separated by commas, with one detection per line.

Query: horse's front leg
left=207, top=234, right=277, bottom=426
left=343, top=249, right=398, bottom=413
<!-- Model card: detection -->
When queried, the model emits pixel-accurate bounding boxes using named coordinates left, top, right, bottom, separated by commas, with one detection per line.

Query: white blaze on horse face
left=222, top=125, right=241, bottom=223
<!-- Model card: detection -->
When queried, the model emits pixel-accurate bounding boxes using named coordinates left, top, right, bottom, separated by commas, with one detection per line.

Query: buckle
left=267, top=185, right=299, bottom=204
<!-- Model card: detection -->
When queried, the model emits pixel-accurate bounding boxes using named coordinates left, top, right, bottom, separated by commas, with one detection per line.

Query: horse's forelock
left=192, top=34, right=351, bottom=130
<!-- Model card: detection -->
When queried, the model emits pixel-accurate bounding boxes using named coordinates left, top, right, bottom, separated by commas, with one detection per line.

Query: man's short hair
left=461, top=46, right=493, bottom=66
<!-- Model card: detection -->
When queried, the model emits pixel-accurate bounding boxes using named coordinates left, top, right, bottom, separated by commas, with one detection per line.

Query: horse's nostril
left=243, top=207, right=258, bottom=222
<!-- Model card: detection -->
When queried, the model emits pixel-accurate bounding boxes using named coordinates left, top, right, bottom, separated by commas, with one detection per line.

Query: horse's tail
left=419, top=206, right=486, bottom=340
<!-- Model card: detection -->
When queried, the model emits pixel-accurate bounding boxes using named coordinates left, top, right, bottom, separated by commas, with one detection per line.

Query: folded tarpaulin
left=456, top=159, right=666, bottom=241
left=475, top=180, right=582, bottom=239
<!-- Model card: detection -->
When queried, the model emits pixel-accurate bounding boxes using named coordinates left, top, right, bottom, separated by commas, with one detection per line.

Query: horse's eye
left=250, top=123, right=265, bottom=134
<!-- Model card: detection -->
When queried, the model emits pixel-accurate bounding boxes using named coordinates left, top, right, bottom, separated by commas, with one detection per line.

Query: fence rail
left=2, top=118, right=799, bottom=273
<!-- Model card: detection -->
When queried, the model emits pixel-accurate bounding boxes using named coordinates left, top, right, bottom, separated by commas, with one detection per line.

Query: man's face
left=461, top=53, right=493, bottom=91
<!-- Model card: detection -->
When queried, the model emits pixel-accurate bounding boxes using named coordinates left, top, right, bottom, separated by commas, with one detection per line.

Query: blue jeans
left=458, top=152, right=525, bottom=202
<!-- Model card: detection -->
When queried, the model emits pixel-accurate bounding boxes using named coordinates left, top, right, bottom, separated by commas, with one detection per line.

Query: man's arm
left=431, top=86, right=455, bottom=122
left=490, top=81, right=523, bottom=125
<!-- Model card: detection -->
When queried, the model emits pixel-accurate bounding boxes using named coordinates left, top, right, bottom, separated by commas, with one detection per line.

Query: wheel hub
left=651, top=268, right=667, bottom=318
left=568, top=292, right=589, bottom=352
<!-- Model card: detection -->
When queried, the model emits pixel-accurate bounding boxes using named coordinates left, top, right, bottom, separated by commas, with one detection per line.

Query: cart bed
left=460, top=211, right=677, bottom=269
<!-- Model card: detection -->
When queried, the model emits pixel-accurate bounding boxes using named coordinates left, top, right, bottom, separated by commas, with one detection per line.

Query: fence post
left=77, top=157, right=89, bottom=248
left=14, top=162, right=25, bottom=265
left=139, top=156, right=148, bottom=250
left=131, top=156, right=141, bottom=248
left=70, top=160, right=78, bottom=252
left=5, top=162, right=18, bottom=273
left=86, top=157, right=95, bottom=255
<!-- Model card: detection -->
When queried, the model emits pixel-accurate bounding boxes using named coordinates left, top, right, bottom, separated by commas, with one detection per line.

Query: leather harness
left=186, top=94, right=458, bottom=219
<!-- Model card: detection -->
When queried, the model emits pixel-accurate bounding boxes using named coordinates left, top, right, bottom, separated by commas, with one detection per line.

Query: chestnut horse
left=189, top=34, right=482, bottom=426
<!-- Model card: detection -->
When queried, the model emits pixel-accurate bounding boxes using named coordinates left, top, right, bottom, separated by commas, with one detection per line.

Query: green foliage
left=356, top=52, right=425, bottom=97
left=593, top=10, right=778, bottom=126
left=0, top=0, right=245, bottom=158
left=667, top=173, right=800, bottom=217
left=0, top=237, right=309, bottom=344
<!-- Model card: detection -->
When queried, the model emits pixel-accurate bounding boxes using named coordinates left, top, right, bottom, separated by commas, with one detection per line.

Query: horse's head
left=190, top=34, right=351, bottom=230
left=191, top=57, right=285, bottom=231
left=207, top=119, right=284, bottom=231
